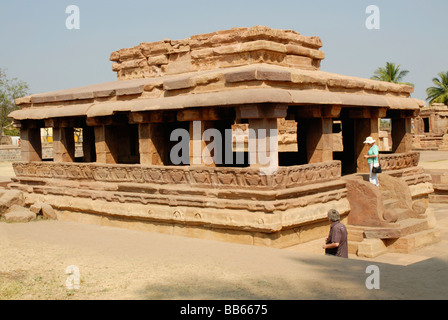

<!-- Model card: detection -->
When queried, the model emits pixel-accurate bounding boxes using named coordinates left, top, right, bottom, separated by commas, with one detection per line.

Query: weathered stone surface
left=344, top=177, right=391, bottom=227
left=29, top=202, right=57, bottom=220
left=356, top=239, right=388, bottom=258
left=41, top=203, right=57, bottom=220
left=0, top=189, right=24, bottom=216
left=109, top=26, right=325, bottom=81
left=378, top=174, right=421, bottom=219
left=412, top=199, right=427, bottom=215
left=12, top=161, right=342, bottom=191
left=386, top=229, right=441, bottom=253
left=30, top=202, right=43, bottom=214
left=147, top=54, right=169, bottom=66
left=413, top=103, right=448, bottom=151
left=4, top=204, right=36, bottom=222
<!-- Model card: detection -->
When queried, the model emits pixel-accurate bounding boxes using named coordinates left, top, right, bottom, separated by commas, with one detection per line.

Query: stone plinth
left=9, top=161, right=349, bottom=248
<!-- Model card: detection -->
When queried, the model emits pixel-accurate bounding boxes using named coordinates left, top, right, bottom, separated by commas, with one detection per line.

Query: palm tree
left=426, top=71, right=448, bottom=105
left=371, top=62, right=414, bottom=86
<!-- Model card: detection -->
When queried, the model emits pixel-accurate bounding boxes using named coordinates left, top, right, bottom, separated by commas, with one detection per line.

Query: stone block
left=254, top=228, right=304, bottom=249
left=208, top=227, right=254, bottom=245
left=173, top=224, right=212, bottom=240
left=30, top=202, right=43, bottom=214
left=425, top=207, right=437, bottom=228
left=147, top=54, right=169, bottom=66
left=115, top=83, right=146, bottom=96
left=440, top=174, right=448, bottom=184
left=297, top=221, right=330, bottom=243
left=191, top=48, right=214, bottom=59
left=213, top=43, right=241, bottom=55
left=348, top=241, right=361, bottom=255
left=242, top=40, right=286, bottom=54
left=41, top=203, right=57, bottom=220
left=285, top=44, right=325, bottom=59
left=162, top=60, right=193, bottom=75
left=192, top=73, right=222, bottom=86
left=118, top=48, right=145, bottom=61
left=0, top=189, right=25, bottom=216
left=110, top=51, right=120, bottom=61
left=387, top=229, right=441, bottom=253
left=121, top=58, right=148, bottom=70
left=291, top=72, right=327, bottom=86
left=256, top=67, right=291, bottom=82
left=345, top=177, right=392, bottom=227
left=224, top=69, right=257, bottom=83
left=141, top=41, right=172, bottom=56
left=4, top=204, right=36, bottom=223
left=285, top=55, right=314, bottom=68
left=356, top=238, right=387, bottom=258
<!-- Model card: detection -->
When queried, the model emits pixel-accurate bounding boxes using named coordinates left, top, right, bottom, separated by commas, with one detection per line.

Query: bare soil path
left=0, top=151, right=447, bottom=300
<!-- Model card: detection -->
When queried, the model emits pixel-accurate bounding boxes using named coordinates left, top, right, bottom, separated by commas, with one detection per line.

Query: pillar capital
left=129, top=111, right=177, bottom=124
left=237, top=103, right=288, bottom=119
left=294, top=105, right=341, bottom=119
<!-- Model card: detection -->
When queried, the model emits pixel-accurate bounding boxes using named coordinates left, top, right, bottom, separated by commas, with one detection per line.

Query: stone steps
left=347, top=187, right=440, bottom=257
left=386, top=228, right=441, bottom=254
left=350, top=228, right=441, bottom=258
left=348, top=217, right=431, bottom=241
left=430, top=184, right=448, bottom=203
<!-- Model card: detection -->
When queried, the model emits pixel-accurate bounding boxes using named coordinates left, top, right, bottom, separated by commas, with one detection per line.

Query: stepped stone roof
left=10, top=26, right=424, bottom=121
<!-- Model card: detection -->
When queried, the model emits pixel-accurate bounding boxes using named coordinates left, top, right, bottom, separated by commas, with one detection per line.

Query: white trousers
left=368, top=163, right=379, bottom=186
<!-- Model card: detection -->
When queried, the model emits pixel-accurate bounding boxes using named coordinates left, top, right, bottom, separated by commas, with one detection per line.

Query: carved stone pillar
left=20, top=125, right=42, bottom=162
left=139, top=123, right=164, bottom=165
left=189, top=120, right=216, bottom=166
left=247, top=118, right=278, bottom=169
left=295, top=105, right=341, bottom=164
left=237, top=104, right=287, bottom=171
left=175, top=107, right=234, bottom=167
left=306, top=117, right=333, bottom=163
left=94, top=125, right=118, bottom=164
left=53, top=127, right=75, bottom=162
left=391, top=118, right=412, bottom=153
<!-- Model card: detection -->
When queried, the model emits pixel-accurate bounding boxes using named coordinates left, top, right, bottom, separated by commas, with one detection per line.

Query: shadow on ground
left=133, top=252, right=448, bottom=300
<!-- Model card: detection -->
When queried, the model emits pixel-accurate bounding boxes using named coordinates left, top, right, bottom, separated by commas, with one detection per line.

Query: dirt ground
left=1, top=151, right=447, bottom=301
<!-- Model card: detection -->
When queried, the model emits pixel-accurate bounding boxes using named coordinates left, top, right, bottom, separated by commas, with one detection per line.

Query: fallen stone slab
left=29, top=202, right=57, bottom=220
left=4, top=204, right=36, bottom=223
left=41, top=203, right=57, bottom=220
left=30, top=202, right=43, bottom=214
left=0, top=189, right=24, bottom=216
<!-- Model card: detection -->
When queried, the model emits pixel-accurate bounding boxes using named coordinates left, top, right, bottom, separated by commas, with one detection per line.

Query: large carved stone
left=345, top=178, right=392, bottom=227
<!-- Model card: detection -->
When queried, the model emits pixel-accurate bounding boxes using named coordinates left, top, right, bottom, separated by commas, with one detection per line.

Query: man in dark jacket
left=322, top=209, right=348, bottom=258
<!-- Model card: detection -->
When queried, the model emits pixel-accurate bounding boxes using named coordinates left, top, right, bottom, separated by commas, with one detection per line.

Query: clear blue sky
left=0, top=0, right=446, bottom=102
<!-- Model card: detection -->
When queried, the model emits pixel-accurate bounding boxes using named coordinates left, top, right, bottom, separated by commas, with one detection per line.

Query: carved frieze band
left=379, top=151, right=420, bottom=171
left=12, top=161, right=341, bottom=189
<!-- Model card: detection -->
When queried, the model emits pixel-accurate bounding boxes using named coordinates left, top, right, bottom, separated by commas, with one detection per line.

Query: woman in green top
left=363, top=136, right=379, bottom=186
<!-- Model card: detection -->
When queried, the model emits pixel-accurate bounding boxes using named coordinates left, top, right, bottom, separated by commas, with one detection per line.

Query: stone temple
left=9, top=26, right=440, bottom=257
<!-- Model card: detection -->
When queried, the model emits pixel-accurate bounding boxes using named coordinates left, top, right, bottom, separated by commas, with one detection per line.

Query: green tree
left=0, top=68, right=29, bottom=137
left=371, top=62, right=414, bottom=86
left=426, top=71, right=448, bottom=106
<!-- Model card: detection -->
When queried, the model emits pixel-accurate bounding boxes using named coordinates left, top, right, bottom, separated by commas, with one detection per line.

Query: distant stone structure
left=8, top=26, right=439, bottom=257
left=413, top=103, right=448, bottom=151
